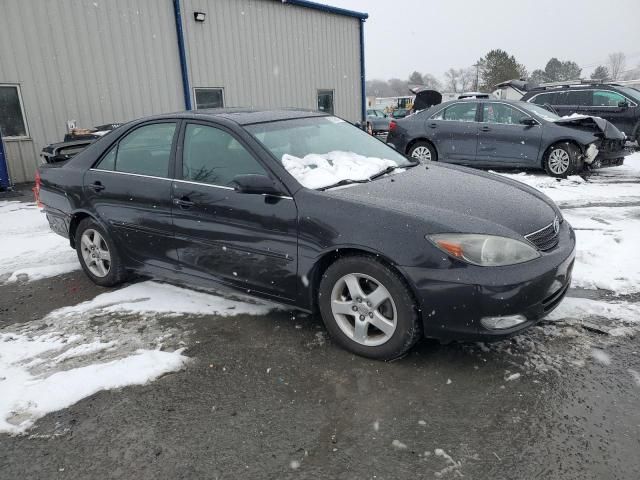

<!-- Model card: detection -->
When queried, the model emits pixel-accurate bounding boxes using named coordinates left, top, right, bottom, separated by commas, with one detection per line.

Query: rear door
left=477, top=102, right=543, bottom=168
left=84, top=121, right=179, bottom=268
left=171, top=121, right=298, bottom=301
left=427, top=102, right=479, bottom=164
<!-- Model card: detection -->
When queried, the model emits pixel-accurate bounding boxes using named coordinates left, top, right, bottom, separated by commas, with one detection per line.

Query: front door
left=84, top=121, right=179, bottom=268
left=428, top=102, right=479, bottom=164
left=582, top=89, right=637, bottom=136
left=476, top=102, right=543, bottom=168
left=171, top=121, right=298, bottom=301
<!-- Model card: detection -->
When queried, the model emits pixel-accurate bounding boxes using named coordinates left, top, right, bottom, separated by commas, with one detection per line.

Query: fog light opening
left=481, top=315, right=527, bottom=330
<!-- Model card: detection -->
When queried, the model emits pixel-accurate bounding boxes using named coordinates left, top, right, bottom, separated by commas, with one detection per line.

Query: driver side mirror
left=233, top=174, right=283, bottom=196
left=520, top=117, right=537, bottom=126
left=618, top=101, right=629, bottom=108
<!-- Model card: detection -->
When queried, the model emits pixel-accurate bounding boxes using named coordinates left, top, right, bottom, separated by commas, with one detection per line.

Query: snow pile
left=281, top=151, right=397, bottom=189
left=0, top=281, right=276, bottom=434
left=562, top=206, right=640, bottom=294
left=51, top=280, right=275, bottom=318
left=0, top=201, right=79, bottom=283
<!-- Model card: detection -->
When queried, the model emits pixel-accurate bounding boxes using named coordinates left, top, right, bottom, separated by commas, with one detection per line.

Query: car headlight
left=428, top=233, right=540, bottom=266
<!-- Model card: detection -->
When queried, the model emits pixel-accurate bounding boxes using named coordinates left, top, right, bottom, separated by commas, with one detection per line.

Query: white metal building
left=0, top=0, right=367, bottom=184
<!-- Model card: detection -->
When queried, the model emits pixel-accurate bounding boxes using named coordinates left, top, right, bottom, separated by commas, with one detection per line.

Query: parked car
left=366, top=109, right=391, bottom=135
left=36, top=109, right=574, bottom=360
left=391, top=108, right=410, bottom=119
left=40, top=124, right=121, bottom=164
left=521, top=83, right=640, bottom=142
left=386, top=98, right=626, bottom=177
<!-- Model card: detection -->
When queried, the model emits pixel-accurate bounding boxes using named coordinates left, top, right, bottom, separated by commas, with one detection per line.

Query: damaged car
left=40, top=123, right=121, bottom=164
left=387, top=98, right=626, bottom=178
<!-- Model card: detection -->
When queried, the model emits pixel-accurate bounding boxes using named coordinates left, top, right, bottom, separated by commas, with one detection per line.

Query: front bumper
left=399, top=222, right=576, bottom=342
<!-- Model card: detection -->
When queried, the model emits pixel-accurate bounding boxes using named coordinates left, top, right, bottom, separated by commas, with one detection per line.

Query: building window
left=194, top=88, right=224, bottom=109
left=0, top=85, right=28, bottom=138
left=317, top=90, right=334, bottom=115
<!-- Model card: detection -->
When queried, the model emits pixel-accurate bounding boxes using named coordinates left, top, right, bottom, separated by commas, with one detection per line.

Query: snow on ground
left=0, top=201, right=79, bottom=283
left=493, top=151, right=640, bottom=208
left=0, top=281, right=277, bottom=434
left=562, top=205, right=640, bottom=294
left=282, top=151, right=397, bottom=189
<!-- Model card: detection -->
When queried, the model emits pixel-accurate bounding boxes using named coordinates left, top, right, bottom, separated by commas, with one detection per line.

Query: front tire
left=408, top=141, right=436, bottom=162
left=75, top=218, right=127, bottom=287
left=318, top=255, right=421, bottom=360
left=544, top=142, right=580, bottom=178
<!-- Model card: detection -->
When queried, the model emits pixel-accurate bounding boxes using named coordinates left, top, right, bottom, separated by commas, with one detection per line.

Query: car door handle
left=90, top=181, right=105, bottom=192
left=480, top=126, right=491, bottom=132
left=173, top=197, right=195, bottom=209
left=428, top=123, right=437, bottom=128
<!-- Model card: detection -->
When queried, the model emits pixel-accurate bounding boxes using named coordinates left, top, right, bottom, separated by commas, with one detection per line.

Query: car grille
left=525, top=217, right=560, bottom=251
left=599, top=138, right=624, bottom=153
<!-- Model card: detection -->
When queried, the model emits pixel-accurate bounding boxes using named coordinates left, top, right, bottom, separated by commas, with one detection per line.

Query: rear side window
left=433, top=103, right=477, bottom=122
left=182, top=124, right=267, bottom=187
left=565, top=90, right=591, bottom=105
left=96, top=123, right=177, bottom=178
left=592, top=90, right=626, bottom=106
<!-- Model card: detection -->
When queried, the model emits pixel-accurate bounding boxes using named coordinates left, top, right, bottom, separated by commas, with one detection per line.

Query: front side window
left=592, top=90, right=626, bottom=107
left=0, top=85, right=28, bottom=138
left=182, top=124, right=266, bottom=187
left=194, top=88, right=224, bottom=109
left=482, top=103, right=529, bottom=125
left=441, top=103, right=477, bottom=122
left=96, top=123, right=176, bottom=178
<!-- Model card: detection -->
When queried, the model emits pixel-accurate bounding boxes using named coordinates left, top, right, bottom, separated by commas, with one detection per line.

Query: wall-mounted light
left=194, top=11, right=206, bottom=22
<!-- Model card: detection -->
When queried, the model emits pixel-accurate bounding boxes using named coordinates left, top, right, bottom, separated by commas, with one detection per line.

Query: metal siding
left=0, top=0, right=362, bottom=183
left=182, top=0, right=361, bottom=121
left=0, top=0, right=184, bottom=183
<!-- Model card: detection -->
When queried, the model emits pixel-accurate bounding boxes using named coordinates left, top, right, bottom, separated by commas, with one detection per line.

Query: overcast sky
left=331, top=0, right=640, bottom=81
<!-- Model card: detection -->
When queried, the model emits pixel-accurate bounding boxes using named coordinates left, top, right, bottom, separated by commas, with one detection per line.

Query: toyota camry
left=36, top=109, right=575, bottom=360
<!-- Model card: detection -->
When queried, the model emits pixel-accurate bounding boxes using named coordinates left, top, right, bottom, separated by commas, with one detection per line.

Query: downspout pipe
left=172, top=0, right=192, bottom=110
left=359, top=18, right=366, bottom=122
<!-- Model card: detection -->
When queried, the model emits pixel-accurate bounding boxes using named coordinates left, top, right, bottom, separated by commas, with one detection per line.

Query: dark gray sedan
left=386, top=99, right=626, bottom=177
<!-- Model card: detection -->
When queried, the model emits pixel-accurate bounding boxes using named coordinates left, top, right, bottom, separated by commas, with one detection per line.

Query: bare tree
left=608, top=52, right=626, bottom=80
left=459, top=68, right=475, bottom=91
left=444, top=68, right=460, bottom=92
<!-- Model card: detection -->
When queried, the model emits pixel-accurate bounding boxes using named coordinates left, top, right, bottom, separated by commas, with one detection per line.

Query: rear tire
left=318, top=255, right=421, bottom=361
left=544, top=142, right=580, bottom=178
left=408, top=141, right=436, bottom=162
left=75, top=218, right=127, bottom=287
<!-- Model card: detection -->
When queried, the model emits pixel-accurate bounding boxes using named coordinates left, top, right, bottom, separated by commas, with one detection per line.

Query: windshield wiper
left=318, top=178, right=370, bottom=191
left=369, top=162, right=418, bottom=181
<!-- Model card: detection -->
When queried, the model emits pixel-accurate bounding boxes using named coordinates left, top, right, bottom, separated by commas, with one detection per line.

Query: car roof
left=526, top=83, right=623, bottom=94
left=135, top=108, right=329, bottom=126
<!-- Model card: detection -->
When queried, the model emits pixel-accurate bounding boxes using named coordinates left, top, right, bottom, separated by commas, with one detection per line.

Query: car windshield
left=245, top=116, right=415, bottom=190
left=519, top=102, right=561, bottom=121
left=618, top=86, right=640, bottom=103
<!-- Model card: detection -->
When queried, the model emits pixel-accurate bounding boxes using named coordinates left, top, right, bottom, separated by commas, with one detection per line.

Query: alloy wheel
left=80, top=229, right=111, bottom=277
left=548, top=148, right=570, bottom=175
left=411, top=146, right=432, bottom=161
left=330, top=273, right=397, bottom=346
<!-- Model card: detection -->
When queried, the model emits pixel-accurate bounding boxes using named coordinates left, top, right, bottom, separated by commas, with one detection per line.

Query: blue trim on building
left=0, top=133, right=11, bottom=190
left=172, top=0, right=192, bottom=110
left=359, top=19, right=366, bottom=122
left=282, top=0, right=368, bottom=20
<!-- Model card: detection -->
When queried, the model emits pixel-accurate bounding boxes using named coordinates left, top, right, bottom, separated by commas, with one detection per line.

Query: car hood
left=552, top=115, right=626, bottom=140
left=325, top=163, right=558, bottom=238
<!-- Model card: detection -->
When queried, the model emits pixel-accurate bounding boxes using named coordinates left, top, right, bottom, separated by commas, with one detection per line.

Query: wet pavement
left=1, top=269, right=639, bottom=479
